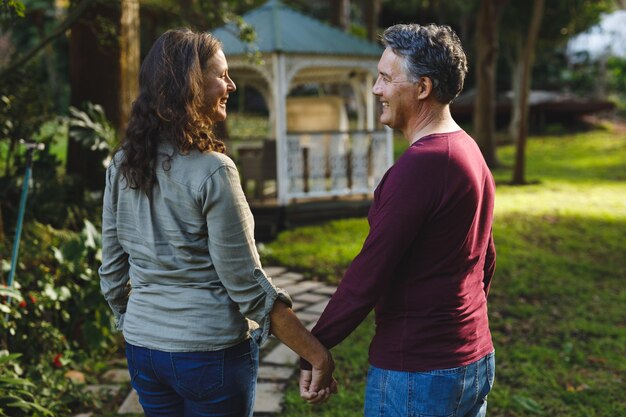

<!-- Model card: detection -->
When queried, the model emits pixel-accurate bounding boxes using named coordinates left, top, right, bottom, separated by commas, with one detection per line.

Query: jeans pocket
left=171, top=350, right=224, bottom=401
left=410, top=369, right=465, bottom=417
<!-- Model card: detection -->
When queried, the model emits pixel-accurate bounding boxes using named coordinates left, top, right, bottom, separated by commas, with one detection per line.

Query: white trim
left=273, top=53, right=289, bottom=205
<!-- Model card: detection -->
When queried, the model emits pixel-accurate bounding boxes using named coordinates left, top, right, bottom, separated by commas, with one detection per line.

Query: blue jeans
left=126, top=339, right=258, bottom=417
left=364, top=352, right=495, bottom=417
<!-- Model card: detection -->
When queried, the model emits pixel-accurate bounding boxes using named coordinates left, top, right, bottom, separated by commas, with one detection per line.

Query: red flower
left=28, top=294, right=37, bottom=304
left=19, top=300, right=27, bottom=309
left=52, top=353, right=63, bottom=368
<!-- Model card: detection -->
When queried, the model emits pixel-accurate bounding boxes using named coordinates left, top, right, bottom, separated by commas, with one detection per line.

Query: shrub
left=0, top=220, right=116, bottom=416
left=2, top=220, right=116, bottom=359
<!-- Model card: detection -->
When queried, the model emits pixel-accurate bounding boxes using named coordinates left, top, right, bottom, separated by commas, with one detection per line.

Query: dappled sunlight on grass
left=494, top=183, right=626, bottom=219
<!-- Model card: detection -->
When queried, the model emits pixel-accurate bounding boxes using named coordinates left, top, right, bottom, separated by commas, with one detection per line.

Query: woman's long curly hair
left=118, top=28, right=226, bottom=194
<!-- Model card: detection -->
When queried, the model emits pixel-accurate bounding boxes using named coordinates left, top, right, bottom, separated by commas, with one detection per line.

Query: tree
left=67, top=0, right=139, bottom=190
left=330, top=0, right=350, bottom=31
left=363, top=0, right=381, bottom=42
left=472, top=0, right=507, bottom=168
left=502, top=0, right=617, bottom=184
left=0, top=0, right=96, bottom=81
left=379, top=0, right=474, bottom=45
left=510, top=0, right=544, bottom=185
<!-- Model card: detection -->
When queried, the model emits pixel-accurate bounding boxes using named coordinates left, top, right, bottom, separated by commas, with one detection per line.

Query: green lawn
left=262, top=125, right=626, bottom=417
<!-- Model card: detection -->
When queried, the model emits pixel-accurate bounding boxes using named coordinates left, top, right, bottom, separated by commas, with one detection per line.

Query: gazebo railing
left=284, top=130, right=389, bottom=200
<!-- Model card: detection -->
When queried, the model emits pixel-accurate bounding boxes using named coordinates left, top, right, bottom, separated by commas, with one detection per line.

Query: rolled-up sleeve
left=201, top=162, right=284, bottom=344
left=98, top=166, right=130, bottom=330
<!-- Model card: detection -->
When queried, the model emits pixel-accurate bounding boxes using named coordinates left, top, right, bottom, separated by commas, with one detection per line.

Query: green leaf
left=0, top=352, right=21, bottom=365
left=0, top=377, right=33, bottom=387
left=52, top=246, right=64, bottom=264
left=0, top=287, right=21, bottom=300
left=83, top=219, right=100, bottom=249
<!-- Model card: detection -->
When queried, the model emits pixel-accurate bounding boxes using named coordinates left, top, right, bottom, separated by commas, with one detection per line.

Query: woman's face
left=203, top=49, right=236, bottom=122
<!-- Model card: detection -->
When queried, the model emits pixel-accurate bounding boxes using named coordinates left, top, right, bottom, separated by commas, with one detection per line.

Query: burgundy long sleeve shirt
left=304, top=130, right=496, bottom=372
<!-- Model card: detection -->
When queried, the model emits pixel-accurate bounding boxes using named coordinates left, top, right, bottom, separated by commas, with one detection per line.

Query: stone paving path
left=83, top=266, right=335, bottom=416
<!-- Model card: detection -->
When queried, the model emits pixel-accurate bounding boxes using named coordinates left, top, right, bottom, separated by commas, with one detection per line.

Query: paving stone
left=264, top=266, right=287, bottom=277
left=280, top=272, right=305, bottom=281
left=272, top=276, right=297, bottom=288
left=102, top=368, right=130, bottom=383
left=291, top=301, right=308, bottom=312
left=303, top=299, right=330, bottom=314
left=313, top=285, right=337, bottom=296
left=294, top=292, right=328, bottom=304
left=258, top=365, right=296, bottom=381
left=262, top=342, right=299, bottom=365
left=283, top=281, right=324, bottom=296
left=117, top=389, right=143, bottom=414
left=295, top=311, right=320, bottom=324
left=253, top=382, right=286, bottom=414
left=65, top=370, right=86, bottom=384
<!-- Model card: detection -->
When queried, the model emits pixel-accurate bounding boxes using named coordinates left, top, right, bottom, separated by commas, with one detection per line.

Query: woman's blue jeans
left=125, top=339, right=258, bottom=417
left=365, top=351, right=495, bottom=417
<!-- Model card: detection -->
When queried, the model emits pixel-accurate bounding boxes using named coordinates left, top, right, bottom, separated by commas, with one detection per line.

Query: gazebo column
left=273, top=53, right=289, bottom=205
left=350, top=78, right=366, bottom=130
left=365, top=72, right=375, bottom=131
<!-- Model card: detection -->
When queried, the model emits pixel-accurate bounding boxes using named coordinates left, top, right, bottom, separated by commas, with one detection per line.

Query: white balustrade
left=284, top=130, right=389, bottom=200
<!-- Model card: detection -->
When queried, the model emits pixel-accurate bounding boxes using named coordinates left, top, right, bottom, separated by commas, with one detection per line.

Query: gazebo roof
left=213, top=0, right=383, bottom=57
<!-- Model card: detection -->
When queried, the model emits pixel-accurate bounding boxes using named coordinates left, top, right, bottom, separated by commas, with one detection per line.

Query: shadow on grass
left=280, top=211, right=626, bottom=417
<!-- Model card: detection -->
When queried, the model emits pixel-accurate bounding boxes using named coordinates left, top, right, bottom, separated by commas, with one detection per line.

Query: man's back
left=310, top=130, right=495, bottom=372
left=369, top=130, right=495, bottom=371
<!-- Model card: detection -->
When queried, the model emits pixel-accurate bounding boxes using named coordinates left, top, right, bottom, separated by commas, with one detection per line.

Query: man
left=299, top=23, right=497, bottom=417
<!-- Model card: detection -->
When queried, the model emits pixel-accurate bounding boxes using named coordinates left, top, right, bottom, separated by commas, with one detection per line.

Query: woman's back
left=102, top=145, right=263, bottom=351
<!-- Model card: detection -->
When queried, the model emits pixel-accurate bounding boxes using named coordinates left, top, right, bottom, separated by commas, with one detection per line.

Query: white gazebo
left=214, top=0, right=393, bottom=206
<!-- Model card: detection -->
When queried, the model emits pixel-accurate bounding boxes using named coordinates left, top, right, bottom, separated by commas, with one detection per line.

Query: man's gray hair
left=381, top=23, right=468, bottom=104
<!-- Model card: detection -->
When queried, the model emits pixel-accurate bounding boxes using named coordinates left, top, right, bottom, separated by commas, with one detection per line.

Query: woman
left=99, top=28, right=335, bottom=417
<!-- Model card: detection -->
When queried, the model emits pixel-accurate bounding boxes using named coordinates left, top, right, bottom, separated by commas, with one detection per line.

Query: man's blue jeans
left=125, top=339, right=258, bottom=417
left=364, top=351, right=495, bottom=417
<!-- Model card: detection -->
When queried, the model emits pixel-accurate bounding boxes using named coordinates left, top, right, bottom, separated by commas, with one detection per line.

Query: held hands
left=267, top=300, right=338, bottom=403
left=299, top=352, right=338, bottom=404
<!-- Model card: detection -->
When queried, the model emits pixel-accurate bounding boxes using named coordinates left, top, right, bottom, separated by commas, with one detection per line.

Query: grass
left=262, top=124, right=626, bottom=417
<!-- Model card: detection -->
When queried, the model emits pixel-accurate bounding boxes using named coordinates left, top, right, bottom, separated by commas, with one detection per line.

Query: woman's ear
left=416, top=77, right=433, bottom=100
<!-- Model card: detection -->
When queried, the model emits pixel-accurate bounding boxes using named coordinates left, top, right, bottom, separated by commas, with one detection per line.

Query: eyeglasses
left=376, top=75, right=416, bottom=85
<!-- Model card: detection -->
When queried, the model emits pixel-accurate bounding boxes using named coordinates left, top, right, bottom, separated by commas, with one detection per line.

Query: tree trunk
left=119, top=0, right=140, bottom=140
left=330, top=0, right=350, bottom=31
left=473, top=0, right=506, bottom=168
left=507, top=43, right=522, bottom=141
left=511, top=0, right=544, bottom=185
left=364, top=0, right=381, bottom=42
left=67, top=0, right=140, bottom=190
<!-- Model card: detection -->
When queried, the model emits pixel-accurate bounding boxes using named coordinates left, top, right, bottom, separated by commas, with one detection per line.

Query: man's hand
left=299, top=368, right=338, bottom=404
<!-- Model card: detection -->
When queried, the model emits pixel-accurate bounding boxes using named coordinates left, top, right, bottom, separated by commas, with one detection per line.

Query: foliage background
left=0, top=0, right=625, bottom=415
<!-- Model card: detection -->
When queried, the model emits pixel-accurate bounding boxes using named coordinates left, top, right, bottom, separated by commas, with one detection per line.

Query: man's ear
left=416, top=77, right=433, bottom=100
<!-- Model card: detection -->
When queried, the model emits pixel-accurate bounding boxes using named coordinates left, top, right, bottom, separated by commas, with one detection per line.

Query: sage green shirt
left=99, top=144, right=282, bottom=352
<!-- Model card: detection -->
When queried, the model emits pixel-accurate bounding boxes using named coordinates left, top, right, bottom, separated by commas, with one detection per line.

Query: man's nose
left=372, top=77, right=382, bottom=95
